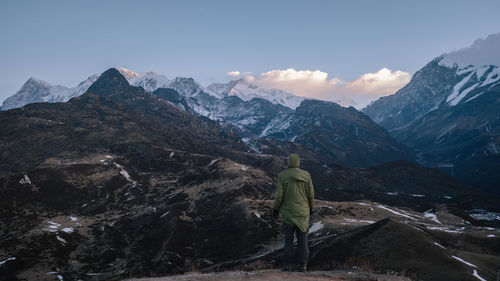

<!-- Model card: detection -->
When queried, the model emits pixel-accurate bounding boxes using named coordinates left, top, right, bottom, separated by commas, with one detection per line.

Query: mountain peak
left=205, top=79, right=305, bottom=109
left=86, top=68, right=131, bottom=97
left=115, top=67, right=141, bottom=81
left=230, top=80, right=305, bottom=109
left=23, top=77, right=51, bottom=88
left=129, top=71, right=171, bottom=92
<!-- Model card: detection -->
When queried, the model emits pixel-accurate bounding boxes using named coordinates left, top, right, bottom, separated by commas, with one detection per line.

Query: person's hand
left=273, top=209, right=280, bottom=218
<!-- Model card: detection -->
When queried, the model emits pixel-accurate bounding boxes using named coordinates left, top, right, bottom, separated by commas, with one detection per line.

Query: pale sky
left=1, top=0, right=500, bottom=106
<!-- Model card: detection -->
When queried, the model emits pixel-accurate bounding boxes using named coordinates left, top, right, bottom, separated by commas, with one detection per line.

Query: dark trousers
left=283, top=222, right=309, bottom=267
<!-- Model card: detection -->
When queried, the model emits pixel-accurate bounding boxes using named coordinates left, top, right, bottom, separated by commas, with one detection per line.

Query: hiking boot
left=297, top=265, right=307, bottom=272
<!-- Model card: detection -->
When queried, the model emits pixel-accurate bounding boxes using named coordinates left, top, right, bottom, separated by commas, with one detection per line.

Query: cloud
left=340, top=68, right=411, bottom=108
left=259, top=69, right=329, bottom=82
left=227, top=71, right=241, bottom=78
left=343, top=68, right=410, bottom=96
left=230, top=68, right=410, bottom=109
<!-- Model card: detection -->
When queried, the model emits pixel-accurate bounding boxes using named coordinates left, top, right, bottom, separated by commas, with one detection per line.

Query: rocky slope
left=390, top=83, right=500, bottom=193
left=0, top=68, right=499, bottom=281
left=363, top=33, right=500, bottom=192
left=126, top=269, right=412, bottom=281
left=151, top=83, right=413, bottom=167
left=2, top=66, right=413, bottom=168
left=0, top=69, right=248, bottom=176
left=363, top=33, right=500, bottom=131
left=266, top=100, right=412, bottom=167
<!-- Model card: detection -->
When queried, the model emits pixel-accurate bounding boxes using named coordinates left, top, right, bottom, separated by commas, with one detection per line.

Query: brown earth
left=126, top=269, right=412, bottom=281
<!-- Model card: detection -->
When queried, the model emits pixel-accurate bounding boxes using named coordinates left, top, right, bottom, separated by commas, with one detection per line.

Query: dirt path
left=126, top=269, right=412, bottom=281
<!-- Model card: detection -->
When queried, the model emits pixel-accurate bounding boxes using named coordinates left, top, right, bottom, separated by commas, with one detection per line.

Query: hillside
left=0, top=68, right=498, bottom=281
left=363, top=33, right=500, bottom=192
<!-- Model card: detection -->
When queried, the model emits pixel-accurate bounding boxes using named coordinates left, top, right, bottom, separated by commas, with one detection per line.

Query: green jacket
left=273, top=154, right=314, bottom=232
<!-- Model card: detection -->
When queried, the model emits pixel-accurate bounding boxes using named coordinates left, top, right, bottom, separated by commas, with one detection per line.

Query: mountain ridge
left=0, top=67, right=498, bottom=281
left=363, top=32, right=500, bottom=192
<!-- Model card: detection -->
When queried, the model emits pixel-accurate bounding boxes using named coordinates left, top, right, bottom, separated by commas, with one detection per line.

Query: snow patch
left=475, top=65, right=490, bottom=79
left=424, top=210, right=441, bottom=224
left=242, top=137, right=261, bottom=153
left=253, top=212, right=272, bottom=228
left=235, top=163, right=248, bottom=171
left=427, top=226, right=465, bottom=234
left=464, top=91, right=484, bottom=103
left=343, top=218, right=375, bottom=224
left=450, top=82, right=479, bottom=106
left=19, top=174, right=32, bottom=185
left=472, top=270, right=486, bottom=281
left=486, top=142, right=499, bottom=155
left=62, top=227, right=74, bottom=233
left=308, top=221, right=324, bottom=233
left=410, top=194, right=425, bottom=197
left=456, top=66, right=474, bottom=75
left=0, top=257, right=16, bottom=266
left=446, top=72, right=474, bottom=106
left=114, top=163, right=138, bottom=187
left=483, top=67, right=500, bottom=85
left=375, top=204, right=418, bottom=220
left=469, top=210, right=500, bottom=221
left=487, top=234, right=495, bottom=238
left=436, top=123, right=458, bottom=142
left=56, top=235, right=67, bottom=244
left=47, top=272, right=64, bottom=281
left=49, top=221, right=61, bottom=227
left=259, top=115, right=292, bottom=137
left=433, top=242, right=445, bottom=249
left=452, top=255, right=477, bottom=268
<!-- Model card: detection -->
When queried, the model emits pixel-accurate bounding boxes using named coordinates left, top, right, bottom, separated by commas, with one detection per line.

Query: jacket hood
left=290, top=171, right=309, bottom=182
left=288, top=153, right=300, bottom=168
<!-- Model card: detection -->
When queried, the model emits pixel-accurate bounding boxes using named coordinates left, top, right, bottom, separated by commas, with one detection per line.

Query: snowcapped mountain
left=1, top=68, right=305, bottom=112
left=443, top=64, right=499, bottom=106
left=115, top=67, right=142, bottom=81
left=129, top=72, right=171, bottom=93
left=363, top=32, right=500, bottom=129
left=1, top=68, right=495, bottom=281
left=0, top=66, right=411, bottom=167
left=0, top=68, right=169, bottom=111
left=438, top=33, right=500, bottom=107
left=206, top=79, right=306, bottom=109
left=1, top=74, right=100, bottom=111
left=204, top=80, right=240, bottom=99
left=264, top=99, right=412, bottom=166
left=168, top=77, right=206, bottom=99
left=363, top=32, right=500, bottom=192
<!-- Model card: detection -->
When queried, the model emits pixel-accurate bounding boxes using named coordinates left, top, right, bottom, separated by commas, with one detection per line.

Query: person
left=273, top=153, right=314, bottom=272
